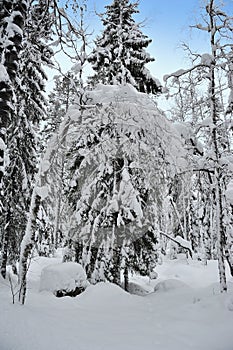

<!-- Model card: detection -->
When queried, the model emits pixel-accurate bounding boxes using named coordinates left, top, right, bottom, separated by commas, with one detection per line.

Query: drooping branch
left=159, top=231, right=193, bottom=258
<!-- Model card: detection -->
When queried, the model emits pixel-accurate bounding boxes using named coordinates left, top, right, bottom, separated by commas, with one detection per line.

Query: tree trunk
left=54, top=153, right=65, bottom=249
left=215, top=171, right=227, bottom=292
left=19, top=192, right=41, bottom=305
left=112, top=246, right=121, bottom=286
left=0, top=230, right=9, bottom=279
left=0, top=207, right=12, bottom=278
left=124, top=265, right=129, bottom=292
left=54, top=194, right=62, bottom=250
left=226, top=254, right=233, bottom=277
left=208, top=0, right=227, bottom=292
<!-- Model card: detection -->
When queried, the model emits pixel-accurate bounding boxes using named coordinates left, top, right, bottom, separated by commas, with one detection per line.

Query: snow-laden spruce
left=65, top=83, right=188, bottom=286
left=88, top=0, right=161, bottom=94
left=19, top=83, right=188, bottom=302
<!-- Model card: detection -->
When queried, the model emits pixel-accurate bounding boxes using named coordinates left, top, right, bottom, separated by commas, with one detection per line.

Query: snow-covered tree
left=65, top=84, right=186, bottom=286
left=0, top=0, right=27, bottom=193
left=42, top=3, right=91, bottom=250
left=164, top=0, right=233, bottom=290
left=44, top=72, right=79, bottom=140
left=18, top=0, right=89, bottom=303
left=0, top=0, right=55, bottom=278
left=88, top=0, right=161, bottom=94
left=19, top=115, right=73, bottom=304
left=0, top=0, right=28, bottom=278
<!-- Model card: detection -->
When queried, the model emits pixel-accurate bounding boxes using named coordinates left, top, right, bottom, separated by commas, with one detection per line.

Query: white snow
left=163, top=69, right=186, bottom=81
left=201, top=53, right=214, bottom=66
left=154, top=278, right=189, bottom=292
left=1, top=255, right=233, bottom=350
left=174, top=122, right=192, bottom=139
left=200, top=117, right=213, bottom=127
left=0, top=63, right=9, bottom=82
left=226, top=180, right=233, bottom=205
left=40, top=262, right=88, bottom=294
left=35, top=185, right=49, bottom=201
left=40, top=159, right=51, bottom=174
left=175, top=235, right=192, bottom=251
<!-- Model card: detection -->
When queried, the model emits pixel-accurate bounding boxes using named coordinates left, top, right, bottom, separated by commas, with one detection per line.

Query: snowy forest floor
left=1, top=254, right=233, bottom=350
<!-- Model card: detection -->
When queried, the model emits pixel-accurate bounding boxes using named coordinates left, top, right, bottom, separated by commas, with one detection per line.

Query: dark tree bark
left=124, top=265, right=129, bottom=292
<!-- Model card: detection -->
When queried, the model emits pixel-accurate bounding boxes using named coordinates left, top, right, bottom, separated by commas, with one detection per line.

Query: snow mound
left=154, top=279, right=189, bottom=292
left=78, top=282, right=136, bottom=308
left=40, top=262, right=88, bottom=295
left=128, top=282, right=151, bottom=296
left=82, top=282, right=129, bottom=299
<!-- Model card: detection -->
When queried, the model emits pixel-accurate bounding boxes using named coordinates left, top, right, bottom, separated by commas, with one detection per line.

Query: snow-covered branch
left=159, top=231, right=193, bottom=258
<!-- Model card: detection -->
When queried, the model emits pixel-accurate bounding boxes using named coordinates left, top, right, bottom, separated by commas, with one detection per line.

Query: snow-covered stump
left=39, top=262, right=88, bottom=297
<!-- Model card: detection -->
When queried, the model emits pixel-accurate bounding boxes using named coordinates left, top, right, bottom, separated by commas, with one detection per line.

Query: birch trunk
left=208, top=0, right=227, bottom=292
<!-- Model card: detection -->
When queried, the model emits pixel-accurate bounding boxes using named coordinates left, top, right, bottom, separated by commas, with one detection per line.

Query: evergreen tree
left=65, top=84, right=186, bottom=286
left=88, top=0, right=161, bottom=94
left=0, top=0, right=27, bottom=278
left=18, top=1, right=89, bottom=303
left=0, top=0, right=55, bottom=278
left=0, top=0, right=27, bottom=193
left=44, top=72, right=79, bottom=141
left=41, top=72, right=80, bottom=251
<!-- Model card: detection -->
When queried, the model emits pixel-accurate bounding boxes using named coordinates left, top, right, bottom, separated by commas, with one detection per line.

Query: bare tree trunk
left=215, top=170, right=227, bottom=292
left=208, top=0, right=227, bottom=292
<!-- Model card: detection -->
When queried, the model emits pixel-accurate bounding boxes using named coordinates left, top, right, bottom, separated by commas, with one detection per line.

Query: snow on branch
left=159, top=231, right=193, bottom=258
left=163, top=53, right=214, bottom=82
left=190, top=23, right=209, bottom=31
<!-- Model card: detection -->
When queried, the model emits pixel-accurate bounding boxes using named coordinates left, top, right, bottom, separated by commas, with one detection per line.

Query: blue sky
left=86, top=0, right=233, bottom=83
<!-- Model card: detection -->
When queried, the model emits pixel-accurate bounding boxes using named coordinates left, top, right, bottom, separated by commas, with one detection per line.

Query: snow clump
left=40, top=262, right=88, bottom=297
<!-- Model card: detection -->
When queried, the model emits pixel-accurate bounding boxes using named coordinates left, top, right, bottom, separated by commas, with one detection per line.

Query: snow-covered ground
left=1, top=254, right=233, bottom=350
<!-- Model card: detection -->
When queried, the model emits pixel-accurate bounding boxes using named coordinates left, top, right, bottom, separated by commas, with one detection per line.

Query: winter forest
left=0, top=0, right=233, bottom=349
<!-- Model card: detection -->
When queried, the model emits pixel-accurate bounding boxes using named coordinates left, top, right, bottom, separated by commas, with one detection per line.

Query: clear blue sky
left=87, top=0, right=233, bottom=83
